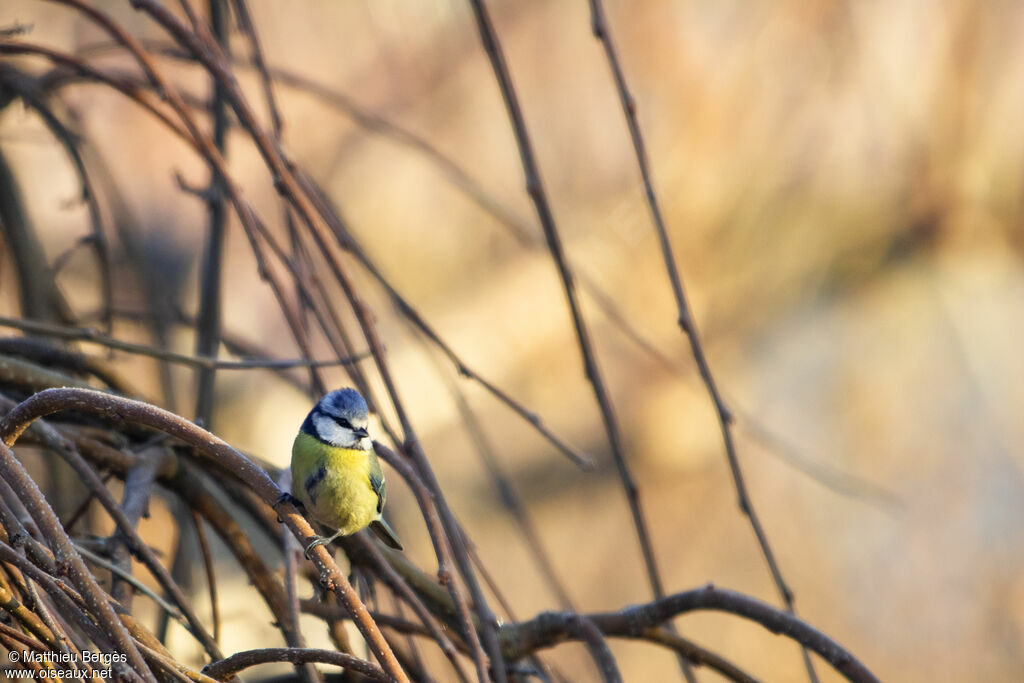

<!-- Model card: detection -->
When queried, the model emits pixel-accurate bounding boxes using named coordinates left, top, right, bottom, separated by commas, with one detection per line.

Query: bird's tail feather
left=369, top=519, right=403, bottom=551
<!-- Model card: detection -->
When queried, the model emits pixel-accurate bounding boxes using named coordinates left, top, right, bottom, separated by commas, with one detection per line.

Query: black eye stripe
left=314, top=406, right=360, bottom=431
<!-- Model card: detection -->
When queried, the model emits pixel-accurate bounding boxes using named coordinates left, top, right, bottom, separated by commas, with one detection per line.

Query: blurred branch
left=0, top=145, right=72, bottom=324
left=201, top=648, right=389, bottom=682
left=0, top=23, right=33, bottom=39
left=189, top=511, right=220, bottom=644
left=0, top=64, right=113, bottom=333
left=0, top=337, right=135, bottom=394
left=191, top=0, right=232, bottom=428
left=372, top=441, right=492, bottom=681
left=500, top=585, right=879, bottom=683
left=466, top=0, right=669, bottom=645
left=735, top=408, right=902, bottom=510
left=303, top=174, right=593, bottom=471
left=586, top=1, right=817, bottom=679
left=0, top=316, right=370, bottom=370
left=637, top=628, right=759, bottom=683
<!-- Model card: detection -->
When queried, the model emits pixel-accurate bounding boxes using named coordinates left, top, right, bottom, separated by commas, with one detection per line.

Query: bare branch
left=501, top=585, right=879, bottom=683
left=201, top=647, right=390, bottom=682
left=0, top=316, right=369, bottom=370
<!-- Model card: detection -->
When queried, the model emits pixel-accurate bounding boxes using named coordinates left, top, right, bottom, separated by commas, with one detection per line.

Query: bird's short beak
left=353, top=427, right=369, bottom=439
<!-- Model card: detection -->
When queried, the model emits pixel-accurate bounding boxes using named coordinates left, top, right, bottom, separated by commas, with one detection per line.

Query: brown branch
left=372, top=443, right=491, bottom=681
left=300, top=174, right=592, bottom=471
left=0, top=353, right=95, bottom=392
left=190, top=511, right=220, bottom=644
left=0, top=337, right=134, bottom=395
left=0, top=442, right=153, bottom=679
left=0, top=394, right=223, bottom=660
left=0, top=542, right=145, bottom=681
left=227, top=0, right=283, bottom=136
left=500, top=585, right=880, bottom=683
left=0, top=386, right=407, bottom=682
left=638, top=628, right=759, bottom=683
left=464, top=6, right=669, bottom=672
left=0, top=316, right=369, bottom=370
left=558, top=615, right=621, bottom=683
left=0, top=65, right=113, bottom=334
left=191, top=0, right=231, bottom=429
left=585, top=2, right=816, bottom=679
left=108, top=447, right=164, bottom=606
left=0, top=41, right=189, bottom=139
left=201, top=648, right=390, bottom=682
left=347, top=536, right=471, bottom=682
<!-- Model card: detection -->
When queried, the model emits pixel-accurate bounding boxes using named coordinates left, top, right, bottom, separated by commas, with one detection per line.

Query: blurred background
left=2, top=0, right=1024, bottom=680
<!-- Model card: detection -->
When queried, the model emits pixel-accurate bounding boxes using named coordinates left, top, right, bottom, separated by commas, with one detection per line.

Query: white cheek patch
left=313, top=413, right=359, bottom=448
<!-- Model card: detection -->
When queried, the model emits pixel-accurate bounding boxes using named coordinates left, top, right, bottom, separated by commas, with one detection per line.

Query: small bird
left=289, top=387, right=403, bottom=555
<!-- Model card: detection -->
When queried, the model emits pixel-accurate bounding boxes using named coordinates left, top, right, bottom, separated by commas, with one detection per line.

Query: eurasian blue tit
left=289, top=387, right=403, bottom=554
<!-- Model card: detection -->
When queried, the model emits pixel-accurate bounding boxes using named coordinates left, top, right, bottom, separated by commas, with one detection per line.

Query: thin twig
left=189, top=511, right=220, bottom=644
left=71, top=542, right=186, bottom=626
left=0, top=316, right=369, bottom=370
left=638, top=628, right=759, bottom=683
left=275, top=470, right=325, bottom=683
left=191, top=0, right=231, bottom=428
left=586, top=2, right=816, bottom=679
left=466, top=0, right=669, bottom=646
left=500, top=585, right=879, bottom=683
left=300, top=174, right=593, bottom=472
left=0, top=394, right=224, bottom=660
left=372, top=442, right=491, bottom=682
left=0, top=440, right=154, bottom=680
left=201, top=648, right=390, bottom=682
left=417, top=330, right=574, bottom=611
left=0, top=66, right=113, bottom=334
left=0, top=386, right=408, bottom=682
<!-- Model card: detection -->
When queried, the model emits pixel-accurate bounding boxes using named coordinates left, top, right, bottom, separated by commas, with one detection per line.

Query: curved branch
left=464, top=3, right=668, bottom=654
left=0, top=316, right=368, bottom=370
left=201, top=648, right=389, bottom=682
left=0, top=441, right=152, bottom=680
left=500, top=585, right=879, bottom=683
left=637, top=628, right=759, bottom=683
left=0, top=387, right=407, bottom=683
left=559, top=615, right=621, bottom=683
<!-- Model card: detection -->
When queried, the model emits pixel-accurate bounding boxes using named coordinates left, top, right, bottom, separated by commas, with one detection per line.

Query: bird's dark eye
left=334, top=416, right=352, bottom=430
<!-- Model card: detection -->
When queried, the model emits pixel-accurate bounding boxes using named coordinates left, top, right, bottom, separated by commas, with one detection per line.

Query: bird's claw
left=274, top=492, right=304, bottom=522
left=304, top=536, right=328, bottom=560
left=275, top=492, right=303, bottom=508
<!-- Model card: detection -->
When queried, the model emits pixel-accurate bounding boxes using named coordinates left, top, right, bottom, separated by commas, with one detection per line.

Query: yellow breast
left=291, top=431, right=379, bottom=535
